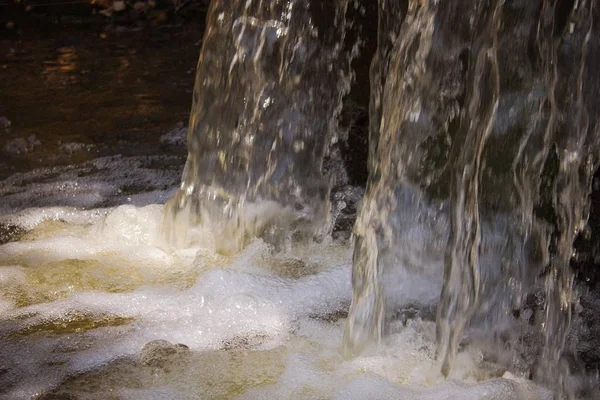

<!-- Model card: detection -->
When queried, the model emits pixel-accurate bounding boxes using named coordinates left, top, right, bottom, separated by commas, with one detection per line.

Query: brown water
left=0, top=14, right=204, bottom=181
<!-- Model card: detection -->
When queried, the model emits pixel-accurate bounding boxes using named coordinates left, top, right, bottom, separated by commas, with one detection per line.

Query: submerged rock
left=220, top=334, right=269, bottom=351
left=140, top=340, right=190, bottom=368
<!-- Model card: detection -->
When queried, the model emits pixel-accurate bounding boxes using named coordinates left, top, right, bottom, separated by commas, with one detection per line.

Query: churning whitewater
left=0, top=202, right=550, bottom=399
left=1, top=0, right=599, bottom=398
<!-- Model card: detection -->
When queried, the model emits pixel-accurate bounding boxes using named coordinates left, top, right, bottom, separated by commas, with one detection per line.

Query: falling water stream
left=163, top=0, right=353, bottom=253
left=1, top=0, right=599, bottom=399
left=345, top=0, right=600, bottom=379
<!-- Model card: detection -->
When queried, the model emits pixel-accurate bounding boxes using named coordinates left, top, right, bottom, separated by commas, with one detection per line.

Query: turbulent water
left=0, top=0, right=599, bottom=399
left=163, top=0, right=354, bottom=253
left=345, top=0, right=600, bottom=392
left=0, top=200, right=552, bottom=399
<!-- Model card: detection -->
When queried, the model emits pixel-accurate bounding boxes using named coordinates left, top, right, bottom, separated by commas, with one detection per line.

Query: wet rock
left=221, top=334, right=268, bottom=351
left=268, top=257, right=317, bottom=279
left=3, top=135, right=40, bottom=155
left=133, top=1, right=148, bottom=12
left=159, top=123, right=187, bottom=148
left=140, top=340, right=189, bottom=368
left=27, top=134, right=41, bottom=148
left=113, top=1, right=126, bottom=12
left=59, top=142, right=93, bottom=156
left=0, top=117, right=10, bottom=130
left=4, top=138, right=28, bottom=155
left=339, top=102, right=369, bottom=187
left=572, top=167, right=600, bottom=375
left=393, top=303, right=437, bottom=326
left=331, top=185, right=364, bottom=241
left=0, top=223, right=25, bottom=245
left=313, top=309, right=348, bottom=323
left=575, top=288, right=600, bottom=372
left=520, top=308, right=533, bottom=324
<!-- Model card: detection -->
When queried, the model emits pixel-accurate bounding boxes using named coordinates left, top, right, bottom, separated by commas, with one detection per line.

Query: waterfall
left=163, top=0, right=354, bottom=253
left=344, top=0, right=600, bottom=391
left=164, top=0, right=600, bottom=394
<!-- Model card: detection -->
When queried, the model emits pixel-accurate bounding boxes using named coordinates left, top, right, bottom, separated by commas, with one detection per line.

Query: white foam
left=0, top=155, right=182, bottom=215
left=331, top=375, right=552, bottom=400
left=159, top=126, right=187, bottom=147
left=0, top=204, right=553, bottom=399
left=0, top=206, right=109, bottom=229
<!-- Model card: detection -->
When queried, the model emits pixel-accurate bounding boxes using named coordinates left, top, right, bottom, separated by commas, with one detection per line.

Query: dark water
left=0, top=11, right=207, bottom=212
left=0, top=14, right=204, bottom=179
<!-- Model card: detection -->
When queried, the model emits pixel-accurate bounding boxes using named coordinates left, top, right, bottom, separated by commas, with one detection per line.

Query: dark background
left=0, top=0, right=208, bottom=180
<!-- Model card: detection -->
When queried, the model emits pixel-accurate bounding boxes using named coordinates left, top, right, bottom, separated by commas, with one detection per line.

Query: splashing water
left=0, top=204, right=554, bottom=399
left=343, top=0, right=600, bottom=393
left=163, top=0, right=354, bottom=253
left=1, top=0, right=599, bottom=399
left=168, top=0, right=600, bottom=395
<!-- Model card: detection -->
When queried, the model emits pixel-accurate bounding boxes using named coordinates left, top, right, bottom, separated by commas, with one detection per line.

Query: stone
left=140, top=340, right=189, bottom=368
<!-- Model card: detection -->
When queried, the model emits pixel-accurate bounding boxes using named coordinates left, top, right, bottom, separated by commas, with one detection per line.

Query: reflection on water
left=44, top=46, right=79, bottom=78
left=0, top=22, right=204, bottom=180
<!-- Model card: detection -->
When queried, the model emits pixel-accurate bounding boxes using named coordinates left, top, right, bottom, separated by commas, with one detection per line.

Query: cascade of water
left=162, top=0, right=600, bottom=392
left=163, top=0, right=353, bottom=252
left=344, top=0, right=600, bottom=392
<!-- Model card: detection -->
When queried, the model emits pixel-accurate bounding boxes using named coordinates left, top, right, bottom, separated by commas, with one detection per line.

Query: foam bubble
left=1, top=206, right=109, bottom=230
left=0, top=154, right=182, bottom=215
left=0, top=204, right=553, bottom=399
left=331, top=375, right=552, bottom=400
